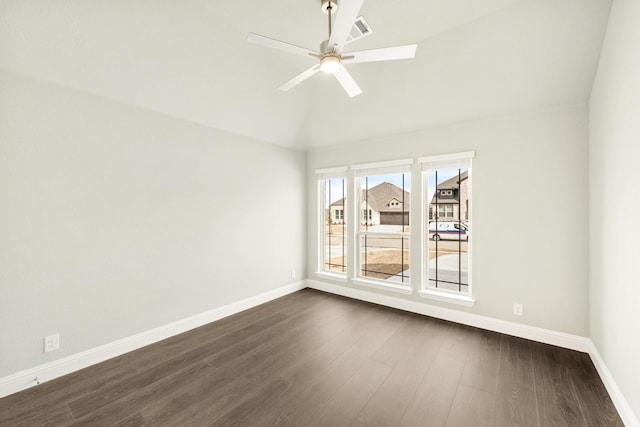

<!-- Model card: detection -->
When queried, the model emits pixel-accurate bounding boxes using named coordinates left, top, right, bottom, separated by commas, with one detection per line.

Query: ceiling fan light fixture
left=320, top=55, right=342, bottom=74
left=247, top=0, right=417, bottom=96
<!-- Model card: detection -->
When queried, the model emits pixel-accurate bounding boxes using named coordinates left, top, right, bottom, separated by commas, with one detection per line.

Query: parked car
left=428, top=221, right=469, bottom=241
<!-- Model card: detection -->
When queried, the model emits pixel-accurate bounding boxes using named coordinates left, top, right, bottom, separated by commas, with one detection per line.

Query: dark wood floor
left=0, top=289, right=623, bottom=426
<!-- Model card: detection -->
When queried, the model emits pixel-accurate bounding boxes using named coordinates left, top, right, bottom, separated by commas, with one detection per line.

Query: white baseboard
left=4, top=278, right=637, bottom=427
left=306, top=279, right=590, bottom=352
left=0, top=281, right=306, bottom=399
left=587, top=340, right=640, bottom=427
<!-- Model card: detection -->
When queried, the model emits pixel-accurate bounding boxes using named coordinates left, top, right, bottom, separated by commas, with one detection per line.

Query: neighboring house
left=328, top=200, right=345, bottom=225
left=429, top=170, right=469, bottom=221
left=329, top=182, right=410, bottom=226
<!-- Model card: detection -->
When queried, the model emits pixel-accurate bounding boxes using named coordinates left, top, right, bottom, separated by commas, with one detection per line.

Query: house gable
left=431, top=171, right=469, bottom=205
left=363, top=182, right=410, bottom=213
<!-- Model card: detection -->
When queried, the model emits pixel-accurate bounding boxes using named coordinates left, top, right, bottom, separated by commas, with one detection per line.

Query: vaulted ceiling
left=0, top=0, right=612, bottom=150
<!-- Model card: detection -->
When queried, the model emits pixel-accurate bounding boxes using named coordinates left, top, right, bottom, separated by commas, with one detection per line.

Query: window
left=421, top=152, right=474, bottom=298
left=317, top=167, right=348, bottom=276
left=315, top=152, right=474, bottom=305
left=362, top=209, right=373, bottom=222
left=353, top=159, right=412, bottom=287
left=438, top=204, right=454, bottom=218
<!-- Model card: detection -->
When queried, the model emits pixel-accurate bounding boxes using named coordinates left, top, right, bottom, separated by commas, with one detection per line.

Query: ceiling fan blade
left=334, top=67, right=362, bottom=97
left=247, top=32, right=320, bottom=58
left=343, top=44, right=417, bottom=64
left=328, top=0, right=365, bottom=54
left=278, top=65, right=321, bottom=91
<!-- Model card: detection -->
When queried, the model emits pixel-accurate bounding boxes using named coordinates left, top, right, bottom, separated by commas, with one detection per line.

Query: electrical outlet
left=44, top=334, right=59, bottom=353
left=513, top=303, right=523, bottom=316
left=291, top=270, right=296, bottom=279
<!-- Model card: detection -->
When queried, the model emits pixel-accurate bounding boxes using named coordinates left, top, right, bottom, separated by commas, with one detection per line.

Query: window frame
left=316, top=167, right=349, bottom=282
left=351, top=160, right=413, bottom=292
left=419, top=151, right=475, bottom=306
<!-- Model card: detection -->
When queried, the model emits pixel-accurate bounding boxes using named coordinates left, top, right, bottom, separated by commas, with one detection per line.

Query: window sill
left=351, top=278, right=413, bottom=295
left=418, top=289, right=475, bottom=307
left=315, top=271, right=348, bottom=283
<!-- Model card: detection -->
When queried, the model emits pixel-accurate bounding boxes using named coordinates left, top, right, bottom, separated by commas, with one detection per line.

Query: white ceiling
left=0, top=0, right=612, bottom=150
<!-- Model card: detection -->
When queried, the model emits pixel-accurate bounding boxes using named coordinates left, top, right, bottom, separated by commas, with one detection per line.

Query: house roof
left=0, top=0, right=612, bottom=150
left=436, top=171, right=469, bottom=189
left=364, top=182, right=411, bottom=213
left=431, top=171, right=468, bottom=204
left=331, top=182, right=410, bottom=213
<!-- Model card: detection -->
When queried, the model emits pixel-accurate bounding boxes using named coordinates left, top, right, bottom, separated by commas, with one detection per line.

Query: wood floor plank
left=309, top=359, right=392, bottom=427
left=530, top=341, right=585, bottom=426
left=397, top=323, right=475, bottom=427
left=111, top=412, right=147, bottom=427
left=338, top=305, right=410, bottom=361
left=64, top=319, right=284, bottom=421
left=278, top=304, right=383, bottom=385
left=356, top=317, right=451, bottom=427
left=66, top=293, right=334, bottom=424
left=125, top=310, right=290, bottom=371
left=272, top=351, right=370, bottom=427
left=0, top=355, right=137, bottom=426
left=370, top=312, right=431, bottom=367
left=490, top=336, right=539, bottom=427
left=445, top=383, right=495, bottom=427
left=441, top=329, right=503, bottom=427
left=458, top=329, right=502, bottom=393
left=138, top=305, right=348, bottom=425
left=272, top=306, right=408, bottom=426
left=563, top=349, right=625, bottom=427
left=0, top=289, right=624, bottom=427
left=236, top=303, right=406, bottom=426
left=209, top=375, right=294, bottom=427
left=12, top=403, right=74, bottom=427
left=69, top=361, right=212, bottom=426
left=123, top=290, right=324, bottom=371
left=123, top=289, right=326, bottom=371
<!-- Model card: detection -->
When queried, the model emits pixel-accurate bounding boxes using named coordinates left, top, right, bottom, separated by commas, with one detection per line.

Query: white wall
left=308, top=105, right=590, bottom=336
left=0, top=70, right=306, bottom=377
left=589, top=0, right=640, bottom=421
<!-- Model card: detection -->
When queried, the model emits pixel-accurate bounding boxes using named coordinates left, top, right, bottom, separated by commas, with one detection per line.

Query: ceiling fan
left=247, top=0, right=418, bottom=97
